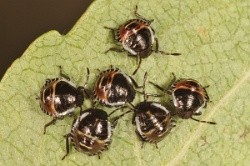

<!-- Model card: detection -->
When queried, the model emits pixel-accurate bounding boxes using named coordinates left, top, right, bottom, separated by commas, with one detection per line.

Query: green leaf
left=1, top=0, right=249, bottom=165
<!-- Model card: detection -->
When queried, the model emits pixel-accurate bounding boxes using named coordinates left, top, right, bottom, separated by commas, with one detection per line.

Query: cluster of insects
left=37, top=6, right=216, bottom=160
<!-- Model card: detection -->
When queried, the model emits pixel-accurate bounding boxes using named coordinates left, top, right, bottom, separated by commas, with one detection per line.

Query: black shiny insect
left=114, top=72, right=175, bottom=148
left=62, top=106, right=128, bottom=160
left=94, top=67, right=142, bottom=107
left=105, top=6, right=181, bottom=75
left=38, top=66, right=89, bottom=134
left=150, top=73, right=216, bottom=124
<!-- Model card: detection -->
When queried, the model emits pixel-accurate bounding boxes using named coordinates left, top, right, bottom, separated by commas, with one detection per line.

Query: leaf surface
left=0, top=0, right=249, bottom=166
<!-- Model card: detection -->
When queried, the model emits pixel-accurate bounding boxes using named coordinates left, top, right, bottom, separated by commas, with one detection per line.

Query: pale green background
left=0, top=0, right=249, bottom=165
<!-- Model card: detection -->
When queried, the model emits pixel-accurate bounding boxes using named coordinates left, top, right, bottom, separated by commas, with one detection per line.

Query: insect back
left=62, top=105, right=128, bottom=159
left=113, top=72, right=175, bottom=148
left=94, top=67, right=142, bottom=107
left=105, top=6, right=181, bottom=74
left=38, top=66, right=89, bottom=134
left=150, top=73, right=216, bottom=124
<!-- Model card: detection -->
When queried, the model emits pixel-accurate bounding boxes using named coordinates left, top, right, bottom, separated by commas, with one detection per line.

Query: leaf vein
left=166, top=68, right=250, bottom=166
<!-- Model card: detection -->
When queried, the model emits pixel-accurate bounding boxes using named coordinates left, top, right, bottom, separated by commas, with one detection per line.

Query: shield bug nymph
left=150, top=73, right=216, bottom=124
left=113, top=72, right=175, bottom=148
left=93, top=67, right=142, bottom=107
left=105, top=6, right=181, bottom=75
left=38, top=66, right=89, bottom=134
left=62, top=105, right=128, bottom=159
